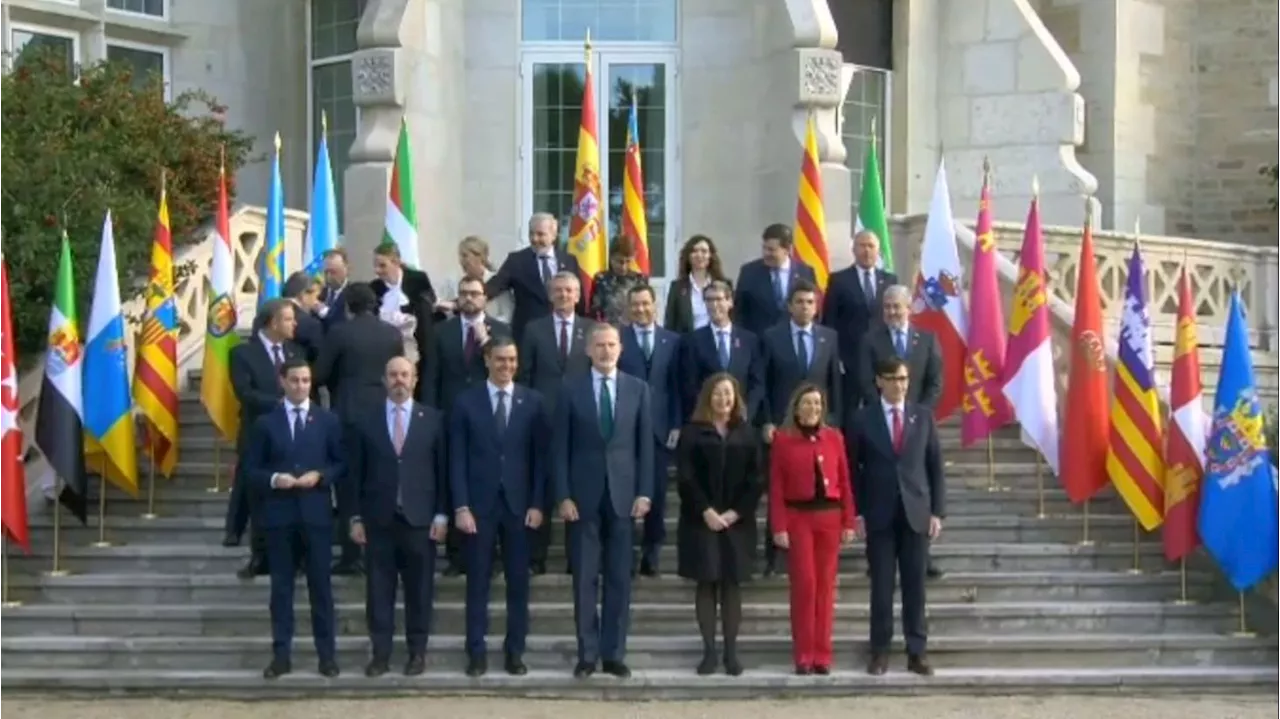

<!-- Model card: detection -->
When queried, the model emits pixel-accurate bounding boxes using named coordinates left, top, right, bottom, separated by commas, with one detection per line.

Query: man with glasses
left=679, top=280, right=765, bottom=423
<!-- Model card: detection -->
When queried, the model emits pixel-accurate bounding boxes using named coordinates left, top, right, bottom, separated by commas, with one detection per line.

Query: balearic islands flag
left=201, top=155, right=242, bottom=443
left=1, top=259, right=30, bottom=550
left=384, top=118, right=421, bottom=269
left=35, top=234, right=87, bottom=523
left=793, top=114, right=830, bottom=291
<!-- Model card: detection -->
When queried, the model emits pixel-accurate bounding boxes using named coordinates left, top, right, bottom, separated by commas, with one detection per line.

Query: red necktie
left=464, top=324, right=478, bottom=362
left=558, top=320, right=569, bottom=364
left=891, top=407, right=904, bottom=453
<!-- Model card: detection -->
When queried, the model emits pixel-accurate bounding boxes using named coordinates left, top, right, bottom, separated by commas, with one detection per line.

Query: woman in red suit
left=770, top=382, right=857, bottom=675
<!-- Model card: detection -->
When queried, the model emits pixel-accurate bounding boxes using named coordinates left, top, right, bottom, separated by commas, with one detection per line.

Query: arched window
left=832, top=0, right=893, bottom=215
left=308, top=0, right=368, bottom=233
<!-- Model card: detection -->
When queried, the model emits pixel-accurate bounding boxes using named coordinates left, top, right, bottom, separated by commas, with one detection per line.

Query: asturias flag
left=384, top=117, right=421, bottom=270
left=201, top=157, right=242, bottom=443
left=35, top=234, right=87, bottom=523
left=1198, top=292, right=1279, bottom=591
left=304, top=115, right=340, bottom=276
left=567, top=48, right=607, bottom=307
left=260, top=132, right=286, bottom=305
left=794, top=115, right=830, bottom=291
left=621, top=100, right=650, bottom=276
left=1, top=259, right=30, bottom=550
left=133, top=183, right=181, bottom=478
left=960, top=164, right=1012, bottom=446
left=1162, top=265, right=1206, bottom=561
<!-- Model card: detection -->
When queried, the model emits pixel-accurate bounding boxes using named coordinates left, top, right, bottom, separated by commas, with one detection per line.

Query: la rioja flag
left=1, top=260, right=30, bottom=550
left=1162, top=266, right=1206, bottom=561
left=909, top=161, right=967, bottom=420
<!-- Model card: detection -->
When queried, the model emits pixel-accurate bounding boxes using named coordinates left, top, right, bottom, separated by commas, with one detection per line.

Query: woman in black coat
left=676, top=372, right=764, bottom=676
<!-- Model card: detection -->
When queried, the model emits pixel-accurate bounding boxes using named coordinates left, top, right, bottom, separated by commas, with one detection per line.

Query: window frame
left=518, top=0, right=680, bottom=45
left=305, top=0, right=365, bottom=236
left=841, top=64, right=893, bottom=217
left=104, top=0, right=170, bottom=21
left=105, top=37, right=171, bottom=100
left=9, top=21, right=81, bottom=73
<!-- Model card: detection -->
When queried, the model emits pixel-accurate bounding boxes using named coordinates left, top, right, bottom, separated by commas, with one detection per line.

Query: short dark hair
left=762, top=223, right=793, bottom=248
left=344, top=282, right=377, bottom=315
left=322, top=247, right=348, bottom=263
left=627, top=283, right=657, bottom=302
left=278, top=356, right=309, bottom=379
left=787, top=279, right=817, bottom=303
left=483, top=334, right=517, bottom=358
left=876, top=356, right=910, bottom=378
left=457, top=275, right=486, bottom=295
left=374, top=242, right=401, bottom=260
left=256, top=297, right=293, bottom=332
left=282, top=271, right=319, bottom=300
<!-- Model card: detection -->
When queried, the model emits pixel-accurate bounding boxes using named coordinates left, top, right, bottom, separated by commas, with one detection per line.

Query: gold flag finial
left=159, top=167, right=167, bottom=197
left=219, top=144, right=225, bottom=175
left=273, top=131, right=282, bottom=153
left=1031, top=175, right=1040, bottom=197
left=321, top=110, right=328, bottom=136
left=584, top=29, right=592, bottom=67
left=870, top=115, right=878, bottom=147
left=1134, top=216, right=1142, bottom=237
left=982, top=155, right=992, bottom=177
left=1084, top=196, right=1094, bottom=224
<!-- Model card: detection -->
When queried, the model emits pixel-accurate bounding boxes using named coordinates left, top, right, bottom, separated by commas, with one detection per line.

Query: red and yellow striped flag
left=133, top=178, right=180, bottom=477
left=794, top=115, right=830, bottom=291
left=568, top=38, right=607, bottom=307
left=622, top=99, right=650, bottom=276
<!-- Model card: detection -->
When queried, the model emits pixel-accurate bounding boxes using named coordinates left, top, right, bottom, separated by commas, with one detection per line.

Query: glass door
left=521, top=50, right=678, bottom=284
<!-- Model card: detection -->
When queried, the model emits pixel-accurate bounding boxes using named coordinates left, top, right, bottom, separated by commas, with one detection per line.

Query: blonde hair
left=458, top=235, right=495, bottom=272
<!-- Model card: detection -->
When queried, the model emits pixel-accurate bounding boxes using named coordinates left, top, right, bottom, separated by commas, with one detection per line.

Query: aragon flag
left=35, top=233, right=87, bottom=523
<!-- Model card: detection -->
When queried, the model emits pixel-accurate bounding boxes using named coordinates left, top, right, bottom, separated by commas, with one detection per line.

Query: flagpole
left=141, top=435, right=158, bottom=520
left=207, top=441, right=224, bottom=494
left=1173, top=558, right=1192, bottom=605
left=91, top=457, right=113, bottom=547
left=984, top=435, right=1002, bottom=493
left=2, top=538, right=20, bottom=607
left=1232, top=592, right=1254, bottom=637
left=47, top=493, right=68, bottom=577
left=1078, top=498, right=1093, bottom=546
left=1034, top=454, right=1046, bottom=519
left=1126, top=519, right=1142, bottom=574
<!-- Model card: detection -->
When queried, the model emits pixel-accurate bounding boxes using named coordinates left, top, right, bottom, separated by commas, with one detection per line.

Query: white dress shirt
left=881, top=397, right=906, bottom=438
left=461, top=312, right=487, bottom=351
left=688, top=274, right=711, bottom=330
left=270, top=399, right=311, bottom=489
left=554, top=312, right=576, bottom=353
left=380, top=271, right=408, bottom=314
left=258, top=332, right=285, bottom=362
left=383, top=397, right=448, bottom=526
left=488, top=380, right=515, bottom=412
left=790, top=321, right=815, bottom=361
left=711, top=321, right=734, bottom=361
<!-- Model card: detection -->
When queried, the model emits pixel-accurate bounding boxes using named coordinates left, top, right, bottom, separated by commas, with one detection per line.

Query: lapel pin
left=734, top=338, right=740, bottom=349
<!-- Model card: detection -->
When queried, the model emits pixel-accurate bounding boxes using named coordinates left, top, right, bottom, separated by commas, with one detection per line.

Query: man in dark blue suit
left=243, top=358, right=346, bottom=679
left=554, top=323, right=654, bottom=678
left=680, top=280, right=765, bottom=422
left=617, top=284, right=681, bottom=576
left=317, top=248, right=350, bottom=332
left=822, top=229, right=898, bottom=411
left=344, top=356, right=449, bottom=678
left=449, top=335, right=550, bottom=677
left=485, top=212, right=585, bottom=342
left=733, top=223, right=817, bottom=337
left=282, top=272, right=325, bottom=366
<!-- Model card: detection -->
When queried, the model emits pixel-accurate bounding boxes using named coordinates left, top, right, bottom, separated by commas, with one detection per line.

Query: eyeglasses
left=879, top=375, right=910, bottom=383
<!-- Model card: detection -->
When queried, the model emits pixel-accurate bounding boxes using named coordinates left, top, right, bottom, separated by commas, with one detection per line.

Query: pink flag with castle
left=961, top=162, right=1013, bottom=446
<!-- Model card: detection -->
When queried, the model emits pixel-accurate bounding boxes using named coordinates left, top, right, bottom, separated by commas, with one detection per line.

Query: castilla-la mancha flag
left=567, top=45, right=607, bottom=308
left=1, top=260, right=30, bottom=550
left=910, top=161, right=967, bottom=421
left=960, top=164, right=1013, bottom=446
left=1162, top=266, right=1206, bottom=560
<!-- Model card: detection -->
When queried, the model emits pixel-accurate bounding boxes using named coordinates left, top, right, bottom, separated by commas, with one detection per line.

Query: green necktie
left=641, top=329, right=653, bottom=359
left=599, top=377, right=614, bottom=441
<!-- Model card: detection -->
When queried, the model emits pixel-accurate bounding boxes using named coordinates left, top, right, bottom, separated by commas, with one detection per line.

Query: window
left=106, top=42, right=169, bottom=98
left=842, top=66, right=891, bottom=216
left=523, top=0, right=677, bottom=43
left=308, top=0, right=368, bottom=234
left=106, top=0, right=166, bottom=18
left=10, top=24, right=79, bottom=76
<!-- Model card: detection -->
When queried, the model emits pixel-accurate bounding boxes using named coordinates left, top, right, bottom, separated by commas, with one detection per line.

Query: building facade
left=4, top=0, right=1276, bottom=292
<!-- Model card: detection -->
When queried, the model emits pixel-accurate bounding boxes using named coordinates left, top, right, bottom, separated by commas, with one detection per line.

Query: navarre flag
left=384, top=118, right=421, bottom=269
left=1162, top=266, right=1206, bottom=561
left=794, top=115, right=831, bottom=291
left=303, top=114, right=340, bottom=276
left=567, top=44, right=607, bottom=307
left=960, top=164, right=1012, bottom=446
left=201, top=155, right=242, bottom=443
left=1059, top=208, right=1111, bottom=503
left=1198, top=292, right=1279, bottom=590
left=909, top=160, right=967, bottom=421
left=1, top=260, right=30, bottom=550
left=621, top=100, right=650, bottom=276
left=1001, top=188, right=1060, bottom=475
left=82, top=211, right=139, bottom=496
left=35, top=234, right=87, bottom=523
left=260, top=133, right=286, bottom=305
left=853, top=130, right=892, bottom=271
left=1105, top=245, right=1166, bottom=530
left=134, top=183, right=181, bottom=478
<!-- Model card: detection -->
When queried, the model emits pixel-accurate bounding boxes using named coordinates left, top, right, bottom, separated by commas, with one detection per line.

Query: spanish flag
left=133, top=179, right=181, bottom=477
left=794, top=114, right=830, bottom=291
left=200, top=155, right=242, bottom=443
left=567, top=37, right=607, bottom=307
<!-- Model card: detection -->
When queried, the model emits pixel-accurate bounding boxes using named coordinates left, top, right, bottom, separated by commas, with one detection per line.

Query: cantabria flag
left=384, top=118, right=421, bottom=269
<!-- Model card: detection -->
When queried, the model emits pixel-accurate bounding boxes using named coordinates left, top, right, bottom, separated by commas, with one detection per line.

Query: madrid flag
left=909, top=161, right=967, bottom=421
left=1162, top=267, right=1206, bottom=560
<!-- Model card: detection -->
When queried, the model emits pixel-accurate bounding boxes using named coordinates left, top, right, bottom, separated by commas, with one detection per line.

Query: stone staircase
left=2, top=371, right=1277, bottom=699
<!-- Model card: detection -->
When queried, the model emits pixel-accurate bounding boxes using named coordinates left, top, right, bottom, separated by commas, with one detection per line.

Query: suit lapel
left=902, top=404, right=921, bottom=452
left=870, top=405, right=896, bottom=456
left=811, top=329, right=830, bottom=373
left=569, top=320, right=589, bottom=360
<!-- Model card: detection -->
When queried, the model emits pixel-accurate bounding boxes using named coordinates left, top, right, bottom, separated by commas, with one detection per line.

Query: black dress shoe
left=365, top=658, right=389, bottom=677
left=573, top=661, right=595, bottom=678
left=237, top=555, right=268, bottom=580
left=504, top=654, right=528, bottom=676
left=331, top=560, right=363, bottom=577
left=763, top=561, right=778, bottom=578
left=465, top=656, right=487, bottom=677
left=866, top=653, right=888, bottom=676
left=601, top=660, right=631, bottom=678
left=813, top=665, right=831, bottom=676
left=263, top=658, right=291, bottom=679
left=907, top=653, right=934, bottom=676
left=404, top=654, right=426, bottom=676
left=530, top=560, right=547, bottom=576
left=442, top=563, right=463, bottom=578
left=794, top=664, right=812, bottom=676
left=639, top=559, right=659, bottom=578
left=221, top=533, right=240, bottom=548
left=318, top=659, right=340, bottom=678
left=926, top=564, right=945, bottom=580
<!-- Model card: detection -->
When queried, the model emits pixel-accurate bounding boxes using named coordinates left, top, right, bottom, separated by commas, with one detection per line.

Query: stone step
left=4, top=665, right=1276, bottom=699
left=3, top=633, right=1274, bottom=673
left=7, top=570, right=1216, bottom=606
left=7, top=542, right=1173, bottom=575
left=0, top=600, right=1246, bottom=637
left=24, top=514, right=1148, bottom=547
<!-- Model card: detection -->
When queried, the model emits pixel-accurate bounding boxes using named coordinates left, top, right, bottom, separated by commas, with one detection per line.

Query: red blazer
left=769, top=426, right=857, bottom=533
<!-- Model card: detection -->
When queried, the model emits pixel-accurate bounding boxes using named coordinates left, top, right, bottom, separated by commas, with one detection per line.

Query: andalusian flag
left=384, top=118, right=421, bottom=269
left=133, top=181, right=181, bottom=477
left=793, top=114, right=830, bottom=291
left=35, top=234, right=87, bottom=523
left=201, top=154, right=242, bottom=443
left=567, top=37, right=606, bottom=306
left=621, top=99, right=650, bottom=276
left=854, top=129, right=893, bottom=271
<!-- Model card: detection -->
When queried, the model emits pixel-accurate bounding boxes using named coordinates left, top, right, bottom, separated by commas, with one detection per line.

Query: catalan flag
left=1162, top=265, right=1206, bottom=561
left=133, top=182, right=180, bottom=478
left=1105, top=245, right=1165, bottom=530
left=621, top=98, right=650, bottom=276
left=259, top=132, right=286, bottom=305
left=567, top=40, right=606, bottom=307
left=201, top=155, right=242, bottom=443
left=794, top=114, right=830, bottom=291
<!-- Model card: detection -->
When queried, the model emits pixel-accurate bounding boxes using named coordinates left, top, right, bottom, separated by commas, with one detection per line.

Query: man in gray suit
left=553, top=323, right=654, bottom=679
left=519, top=270, right=595, bottom=574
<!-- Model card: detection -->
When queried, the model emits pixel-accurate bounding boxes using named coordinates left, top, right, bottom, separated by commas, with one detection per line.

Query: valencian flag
left=794, top=114, right=830, bottom=291
left=567, top=38, right=606, bottom=307
left=910, top=160, right=967, bottom=420
left=1105, top=245, right=1166, bottom=530
left=35, top=234, right=87, bottom=523
left=1, top=260, right=30, bottom=550
left=304, top=113, right=340, bottom=276
left=854, top=123, right=892, bottom=271
left=960, top=161, right=1012, bottom=447
left=1162, top=266, right=1206, bottom=561
left=1199, top=292, right=1279, bottom=590
left=83, top=211, right=139, bottom=496
left=1001, top=184, right=1060, bottom=475
left=621, top=99, right=650, bottom=276
left=201, top=154, right=242, bottom=443
left=384, top=117, right=421, bottom=269
left=134, top=181, right=181, bottom=478
left=260, top=132, right=286, bottom=305
left=1059, top=205, right=1111, bottom=503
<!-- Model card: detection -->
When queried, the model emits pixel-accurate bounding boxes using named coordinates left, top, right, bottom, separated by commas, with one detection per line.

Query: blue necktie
left=796, top=330, right=810, bottom=370
left=895, top=330, right=907, bottom=358
left=717, top=331, right=730, bottom=369
left=772, top=269, right=785, bottom=309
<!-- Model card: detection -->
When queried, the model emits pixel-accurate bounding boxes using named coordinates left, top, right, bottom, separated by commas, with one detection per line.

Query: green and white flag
left=383, top=118, right=420, bottom=269
left=854, top=139, right=894, bottom=272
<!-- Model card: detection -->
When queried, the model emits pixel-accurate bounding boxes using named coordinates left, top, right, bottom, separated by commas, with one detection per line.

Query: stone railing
left=14, top=205, right=308, bottom=511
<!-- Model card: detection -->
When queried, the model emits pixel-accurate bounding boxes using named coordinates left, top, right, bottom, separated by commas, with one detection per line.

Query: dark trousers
left=225, top=460, right=265, bottom=555
left=365, top=515, right=437, bottom=660
left=531, top=486, right=568, bottom=568
left=762, top=444, right=777, bottom=566
left=265, top=524, right=335, bottom=662
left=569, top=488, right=634, bottom=664
left=640, top=443, right=671, bottom=568
left=867, top=501, right=928, bottom=656
left=464, top=495, right=532, bottom=658
left=334, top=487, right=362, bottom=567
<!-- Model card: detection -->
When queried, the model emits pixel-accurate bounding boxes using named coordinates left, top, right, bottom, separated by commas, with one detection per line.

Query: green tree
left=2, top=47, right=255, bottom=362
